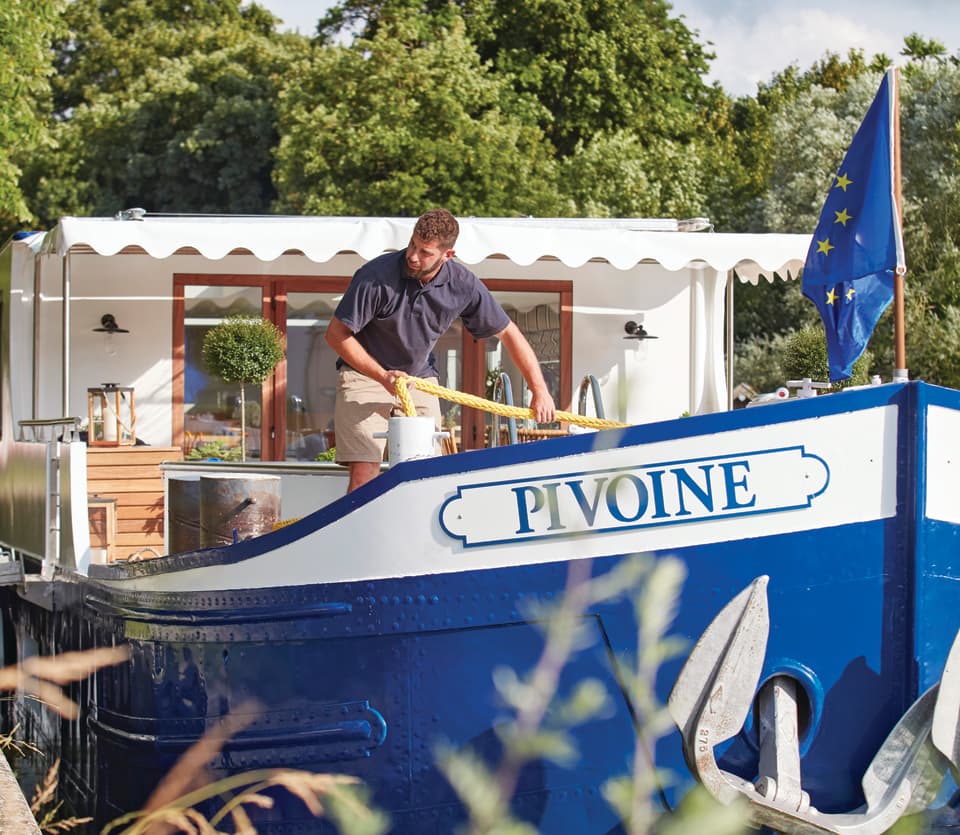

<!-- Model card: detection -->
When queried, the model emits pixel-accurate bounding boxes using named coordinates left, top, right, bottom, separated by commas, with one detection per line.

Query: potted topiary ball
left=201, top=315, right=285, bottom=461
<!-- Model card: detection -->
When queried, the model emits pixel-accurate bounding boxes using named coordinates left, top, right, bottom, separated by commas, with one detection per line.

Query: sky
left=250, top=0, right=960, bottom=97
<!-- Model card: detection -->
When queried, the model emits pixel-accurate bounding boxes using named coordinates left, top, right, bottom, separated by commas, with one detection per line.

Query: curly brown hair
left=413, top=208, right=459, bottom=249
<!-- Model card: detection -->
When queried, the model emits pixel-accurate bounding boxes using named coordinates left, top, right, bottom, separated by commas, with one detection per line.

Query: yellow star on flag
left=835, top=173, right=853, bottom=191
left=846, top=287, right=856, bottom=301
left=834, top=208, right=852, bottom=226
left=826, top=287, right=839, bottom=305
left=816, top=238, right=835, bottom=256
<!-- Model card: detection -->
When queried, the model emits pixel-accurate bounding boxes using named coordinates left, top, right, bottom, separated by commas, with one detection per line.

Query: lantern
left=88, top=384, right=136, bottom=446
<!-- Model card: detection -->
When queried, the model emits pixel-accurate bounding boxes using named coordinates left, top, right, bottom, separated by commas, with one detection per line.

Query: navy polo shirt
left=334, top=250, right=510, bottom=377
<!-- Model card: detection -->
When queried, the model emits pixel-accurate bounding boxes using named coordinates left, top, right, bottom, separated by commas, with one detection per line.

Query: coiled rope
left=394, top=376, right=628, bottom=430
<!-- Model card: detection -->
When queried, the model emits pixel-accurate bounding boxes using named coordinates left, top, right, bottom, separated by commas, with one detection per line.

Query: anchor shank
left=756, top=675, right=806, bottom=811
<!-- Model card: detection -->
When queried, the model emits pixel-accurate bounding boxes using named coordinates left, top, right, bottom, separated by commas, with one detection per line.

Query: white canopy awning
left=39, top=214, right=809, bottom=282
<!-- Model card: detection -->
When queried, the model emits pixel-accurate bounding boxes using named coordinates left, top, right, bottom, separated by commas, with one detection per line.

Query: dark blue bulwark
left=6, top=381, right=960, bottom=831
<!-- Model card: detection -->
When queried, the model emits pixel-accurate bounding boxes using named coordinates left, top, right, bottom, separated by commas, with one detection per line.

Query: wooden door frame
left=173, top=274, right=349, bottom=460
left=461, top=279, right=573, bottom=450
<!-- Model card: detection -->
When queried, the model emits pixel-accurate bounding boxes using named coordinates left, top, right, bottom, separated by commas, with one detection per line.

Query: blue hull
left=5, top=380, right=960, bottom=831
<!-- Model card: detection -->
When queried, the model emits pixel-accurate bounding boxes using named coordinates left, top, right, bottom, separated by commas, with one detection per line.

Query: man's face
left=405, top=235, right=452, bottom=283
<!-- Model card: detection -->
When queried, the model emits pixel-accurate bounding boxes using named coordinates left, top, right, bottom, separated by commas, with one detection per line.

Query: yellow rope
left=272, top=377, right=627, bottom=529
left=394, top=376, right=628, bottom=430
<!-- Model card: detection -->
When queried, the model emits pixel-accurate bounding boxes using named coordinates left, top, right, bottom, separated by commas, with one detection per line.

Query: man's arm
left=325, top=316, right=406, bottom=395
left=497, top=322, right=556, bottom=423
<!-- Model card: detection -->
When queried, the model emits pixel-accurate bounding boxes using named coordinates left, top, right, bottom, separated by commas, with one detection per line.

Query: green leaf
left=549, top=678, right=613, bottom=726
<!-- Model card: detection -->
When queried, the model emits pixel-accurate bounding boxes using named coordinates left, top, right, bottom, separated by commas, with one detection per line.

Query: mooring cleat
left=668, top=577, right=957, bottom=835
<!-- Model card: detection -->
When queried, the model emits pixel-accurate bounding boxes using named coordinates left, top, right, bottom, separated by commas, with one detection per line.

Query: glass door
left=282, top=289, right=345, bottom=461
left=460, top=280, right=572, bottom=450
left=180, top=282, right=265, bottom=460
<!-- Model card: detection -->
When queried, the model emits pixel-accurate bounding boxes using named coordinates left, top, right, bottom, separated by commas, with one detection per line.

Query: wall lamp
left=94, top=313, right=129, bottom=335
left=93, top=313, right=129, bottom=356
left=623, top=320, right=657, bottom=340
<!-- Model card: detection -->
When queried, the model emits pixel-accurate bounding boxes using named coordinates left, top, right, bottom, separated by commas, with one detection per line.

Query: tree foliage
left=7, top=0, right=960, bottom=389
left=896, top=59, right=960, bottom=387
left=317, top=0, right=715, bottom=158
left=202, top=315, right=285, bottom=386
left=781, top=325, right=872, bottom=389
left=20, top=0, right=302, bottom=224
left=202, top=314, right=285, bottom=461
left=559, top=131, right=710, bottom=218
left=274, top=5, right=561, bottom=216
left=0, top=0, right=64, bottom=232
left=732, top=52, right=960, bottom=389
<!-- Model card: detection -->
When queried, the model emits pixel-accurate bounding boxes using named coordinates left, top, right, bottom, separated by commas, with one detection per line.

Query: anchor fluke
left=668, top=576, right=770, bottom=744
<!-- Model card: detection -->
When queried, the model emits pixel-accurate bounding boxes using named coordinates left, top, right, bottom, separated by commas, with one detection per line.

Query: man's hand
left=380, top=369, right=409, bottom=396
left=529, top=387, right=556, bottom=424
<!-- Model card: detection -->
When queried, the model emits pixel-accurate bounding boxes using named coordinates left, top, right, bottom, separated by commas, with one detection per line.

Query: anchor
left=668, top=576, right=960, bottom=834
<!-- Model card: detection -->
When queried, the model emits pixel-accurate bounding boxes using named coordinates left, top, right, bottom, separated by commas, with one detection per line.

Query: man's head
left=405, top=208, right=459, bottom=283
left=414, top=209, right=459, bottom=250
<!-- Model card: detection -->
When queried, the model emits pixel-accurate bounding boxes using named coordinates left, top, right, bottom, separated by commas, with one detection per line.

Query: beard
left=404, top=253, right=445, bottom=283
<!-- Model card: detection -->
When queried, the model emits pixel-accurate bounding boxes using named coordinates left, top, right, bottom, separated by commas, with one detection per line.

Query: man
left=326, top=208, right=556, bottom=492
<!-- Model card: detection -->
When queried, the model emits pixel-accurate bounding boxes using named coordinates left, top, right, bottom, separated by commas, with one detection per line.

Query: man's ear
left=445, top=248, right=456, bottom=261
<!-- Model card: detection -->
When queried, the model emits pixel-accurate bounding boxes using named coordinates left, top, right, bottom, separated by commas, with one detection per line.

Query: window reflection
left=484, top=292, right=561, bottom=443
left=183, top=285, right=262, bottom=460
left=285, top=292, right=341, bottom=461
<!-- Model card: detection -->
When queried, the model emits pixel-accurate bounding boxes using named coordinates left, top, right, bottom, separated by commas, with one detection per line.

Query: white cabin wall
left=64, top=252, right=367, bottom=447
left=688, top=265, right=729, bottom=416
left=473, top=257, right=698, bottom=425
left=26, top=247, right=726, bottom=444
left=62, top=254, right=172, bottom=445
left=578, top=262, right=692, bottom=425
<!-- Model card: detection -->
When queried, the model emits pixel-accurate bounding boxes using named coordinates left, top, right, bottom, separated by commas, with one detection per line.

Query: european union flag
left=802, top=69, right=905, bottom=381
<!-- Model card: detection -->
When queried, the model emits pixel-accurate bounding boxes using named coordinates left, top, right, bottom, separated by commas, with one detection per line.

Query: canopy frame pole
left=61, top=254, right=71, bottom=416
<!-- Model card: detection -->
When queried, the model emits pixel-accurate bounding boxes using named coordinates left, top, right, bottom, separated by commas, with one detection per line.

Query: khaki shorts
left=334, top=369, right=442, bottom=464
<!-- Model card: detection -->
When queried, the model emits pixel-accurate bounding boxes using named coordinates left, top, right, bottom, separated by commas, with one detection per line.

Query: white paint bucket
left=378, top=416, right=448, bottom=465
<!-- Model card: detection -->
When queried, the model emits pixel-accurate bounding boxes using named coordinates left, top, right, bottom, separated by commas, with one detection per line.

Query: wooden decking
left=87, top=446, right=182, bottom=561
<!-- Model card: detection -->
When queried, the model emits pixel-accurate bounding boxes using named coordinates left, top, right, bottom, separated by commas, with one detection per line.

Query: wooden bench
left=87, top=446, right=183, bottom=561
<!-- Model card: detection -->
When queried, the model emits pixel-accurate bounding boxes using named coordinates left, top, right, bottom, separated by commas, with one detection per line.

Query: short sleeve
left=333, top=270, right=380, bottom=334
left=460, top=277, right=510, bottom=339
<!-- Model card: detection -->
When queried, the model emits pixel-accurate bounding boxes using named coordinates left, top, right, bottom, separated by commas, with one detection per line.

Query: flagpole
left=892, top=67, right=908, bottom=380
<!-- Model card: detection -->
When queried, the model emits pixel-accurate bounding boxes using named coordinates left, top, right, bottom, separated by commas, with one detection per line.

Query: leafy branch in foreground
left=437, top=554, right=750, bottom=835
left=0, top=721, right=42, bottom=758
left=1, top=647, right=129, bottom=833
